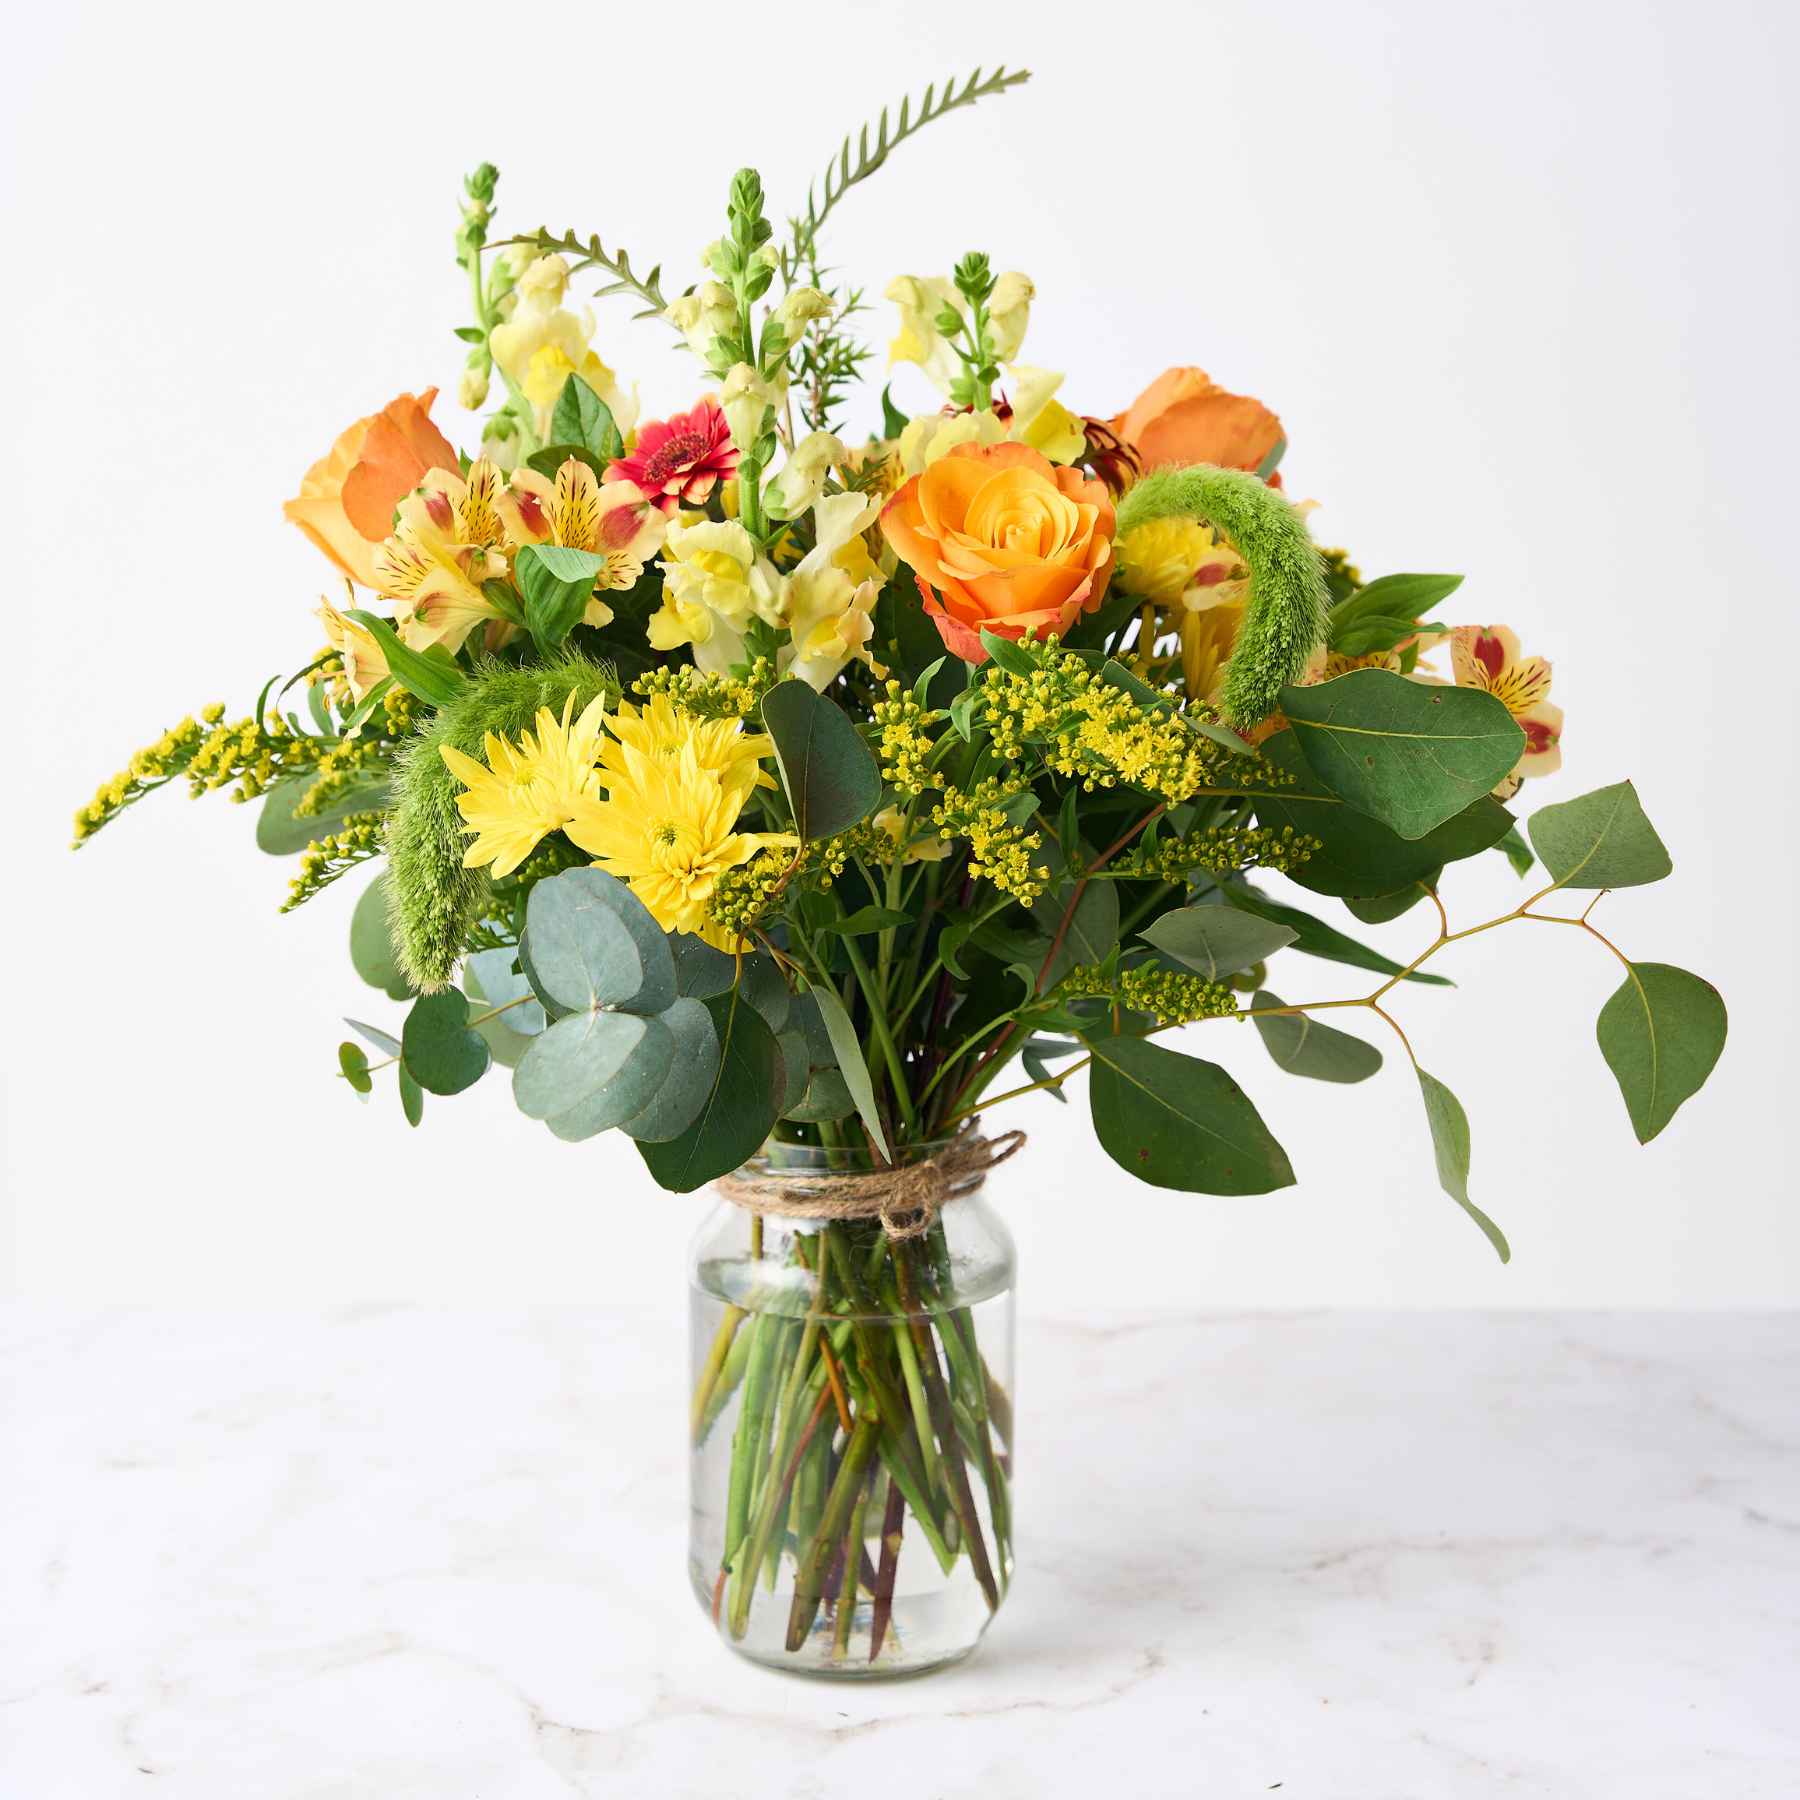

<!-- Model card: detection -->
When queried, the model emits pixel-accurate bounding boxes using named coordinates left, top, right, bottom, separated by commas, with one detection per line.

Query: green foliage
left=761, top=680, right=881, bottom=839
left=1086, top=1034, right=1295, bottom=1194
left=398, top=1063, right=425, bottom=1128
left=639, top=991, right=785, bottom=1192
left=345, top=610, right=467, bottom=707
left=1528, top=781, right=1672, bottom=890
left=385, top=656, right=615, bottom=992
left=807, top=981, right=890, bottom=1161
left=338, top=1041, right=372, bottom=1097
left=550, top=374, right=624, bottom=462
left=1252, top=732, right=1511, bottom=898
left=402, top=991, right=491, bottom=1096
left=1595, top=963, right=1727, bottom=1143
left=1342, top=880, right=1436, bottom=925
left=1114, top=466, right=1328, bottom=727
left=1221, top=885, right=1452, bottom=987
left=1278, top=669, right=1524, bottom=840
left=257, top=773, right=388, bottom=856
left=1251, top=993, right=1382, bottom=1083
left=1326, top=573, right=1462, bottom=656
left=620, top=999, right=722, bottom=1142
left=518, top=1010, right=671, bottom=1139
left=1140, top=906, right=1297, bottom=981
left=350, top=875, right=414, bottom=1000
left=499, top=226, right=667, bottom=319
left=1416, top=1068, right=1510, bottom=1262
left=516, top=545, right=606, bottom=653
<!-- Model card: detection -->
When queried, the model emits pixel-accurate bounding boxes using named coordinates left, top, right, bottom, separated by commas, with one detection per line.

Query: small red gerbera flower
left=606, top=396, right=739, bottom=514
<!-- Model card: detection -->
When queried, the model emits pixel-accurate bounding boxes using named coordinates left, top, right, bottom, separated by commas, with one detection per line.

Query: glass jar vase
left=687, top=1139, right=1018, bottom=1677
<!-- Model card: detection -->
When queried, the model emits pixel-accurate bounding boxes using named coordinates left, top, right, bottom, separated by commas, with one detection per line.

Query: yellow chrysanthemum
left=565, top=739, right=793, bottom=948
left=1116, top=517, right=1247, bottom=607
left=603, top=694, right=775, bottom=793
left=439, top=692, right=608, bottom=876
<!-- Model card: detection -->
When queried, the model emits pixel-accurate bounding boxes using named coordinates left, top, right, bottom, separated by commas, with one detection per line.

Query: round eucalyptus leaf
left=783, top=1066, right=855, bottom=1123
left=513, top=1009, right=667, bottom=1134
left=525, top=869, right=676, bottom=1015
left=398, top=1064, right=425, bottom=1127
left=350, top=876, right=412, bottom=1000
left=789, top=990, right=833, bottom=1067
left=465, top=948, right=547, bottom=1036
left=548, top=1015, right=677, bottom=1142
left=401, top=991, right=492, bottom=1096
left=619, top=998, right=721, bottom=1142
left=737, top=951, right=790, bottom=1033
left=671, top=931, right=737, bottom=999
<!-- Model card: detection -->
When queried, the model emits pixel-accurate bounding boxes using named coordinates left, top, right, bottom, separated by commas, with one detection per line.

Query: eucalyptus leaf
left=1250, top=991, right=1382, bottom=1083
left=1086, top=1034, right=1294, bottom=1195
left=671, top=931, right=738, bottom=999
left=259, top=774, right=390, bottom=857
left=737, top=952, right=791, bottom=1033
left=808, top=981, right=891, bottom=1162
left=1279, top=669, right=1524, bottom=840
left=402, top=991, right=491, bottom=1096
left=350, top=876, right=413, bottom=1000
left=398, top=1064, right=425, bottom=1127
left=338, top=1041, right=372, bottom=1097
left=513, top=1008, right=661, bottom=1124
left=619, top=998, right=722, bottom=1142
left=1030, top=872, right=1119, bottom=989
left=783, top=1066, right=856, bottom=1122
left=1221, top=886, right=1452, bottom=987
left=344, top=1017, right=402, bottom=1058
left=1595, top=962, right=1727, bottom=1143
left=524, top=868, right=676, bottom=1015
left=774, top=1028, right=812, bottom=1116
left=1416, top=1067, right=1510, bottom=1262
left=464, top=947, right=546, bottom=1037
left=637, top=991, right=785, bottom=1192
left=1140, top=907, right=1297, bottom=980
left=1342, top=880, right=1437, bottom=925
left=761, top=680, right=881, bottom=839
left=543, top=1014, right=677, bottom=1142
left=1495, top=824, right=1535, bottom=878
left=1528, top=781, right=1671, bottom=890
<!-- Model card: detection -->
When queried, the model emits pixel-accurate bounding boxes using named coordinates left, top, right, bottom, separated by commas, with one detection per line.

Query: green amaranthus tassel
left=386, top=655, right=617, bottom=992
left=1114, top=465, right=1328, bottom=729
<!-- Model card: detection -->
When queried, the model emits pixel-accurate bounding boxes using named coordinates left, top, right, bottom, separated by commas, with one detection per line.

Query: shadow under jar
left=687, top=1140, right=1017, bottom=1677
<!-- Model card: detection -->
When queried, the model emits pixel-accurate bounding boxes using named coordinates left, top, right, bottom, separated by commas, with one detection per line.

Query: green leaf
left=350, top=877, right=413, bottom=999
left=344, top=1017, right=401, bottom=1058
left=1495, top=824, right=1535, bottom=878
left=338, top=1041, right=372, bottom=1097
left=346, top=610, right=466, bottom=707
left=1278, top=669, right=1525, bottom=840
left=1030, top=872, right=1119, bottom=989
left=515, top=544, right=605, bottom=653
left=808, top=981, right=891, bottom=1162
left=524, top=868, right=676, bottom=1015
left=398, top=1063, right=425, bottom=1127
left=760, top=680, right=881, bottom=839
left=637, top=990, right=785, bottom=1192
left=619, top=998, right=722, bottom=1141
left=1528, top=781, right=1672, bottom=890
left=513, top=1009, right=672, bottom=1139
left=463, top=947, right=546, bottom=1036
left=1250, top=991, right=1382, bottom=1083
left=258, top=773, right=389, bottom=856
left=816, top=906, right=912, bottom=937
left=550, top=373, right=624, bottom=461
left=1140, top=907, right=1297, bottom=980
left=1221, top=885, right=1452, bottom=987
left=736, top=952, right=791, bottom=1032
left=1416, top=1068, right=1510, bottom=1262
left=1086, top=1034, right=1294, bottom=1194
left=670, top=931, right=738, bottom=999
left=1342, top=879, right=1437, bottom=925
left=1595, top=962, right=1727, bottom=1144
left=880, top=384, right=910, bottom=439
left=1252, top=732, right=1511, bottom=897
left=783, top=1066, right=855, bottom=1122
left=524, top=444, right=607, bottom=485
left=1325, top=573, right=1463, bottom=653
left=978, top=629, right=1039, bottom=676
left=402, top=991, right=491, bottom=1096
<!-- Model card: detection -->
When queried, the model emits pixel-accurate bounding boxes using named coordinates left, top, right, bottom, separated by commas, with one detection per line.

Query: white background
left=4, top=0, right=1794, bottom=1309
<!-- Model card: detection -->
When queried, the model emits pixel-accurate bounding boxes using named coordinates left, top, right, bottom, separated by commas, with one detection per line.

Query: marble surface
left=2, top=1306, right=1795, bottom=1798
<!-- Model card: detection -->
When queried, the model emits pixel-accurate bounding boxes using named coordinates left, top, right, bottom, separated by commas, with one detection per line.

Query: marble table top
left=3, top=1306, right=1795, bottom=1797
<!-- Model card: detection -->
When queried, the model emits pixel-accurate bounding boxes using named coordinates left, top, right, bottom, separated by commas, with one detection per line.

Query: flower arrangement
left=75, top=68, right=1727, bottom=1670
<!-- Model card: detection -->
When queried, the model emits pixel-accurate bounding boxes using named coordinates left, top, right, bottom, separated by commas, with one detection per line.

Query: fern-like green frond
left=385, top=655, right=618, bottom=992
left=493, top=229, right=668, bottom=319
left=1115, top=466, right=1329, bottom=728
left=788, top=66, right=1033, bottom=267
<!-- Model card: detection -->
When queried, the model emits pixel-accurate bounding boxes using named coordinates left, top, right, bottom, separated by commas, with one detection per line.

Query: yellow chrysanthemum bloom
left=565, top=739, right=793, bottom=949
left=604, top=694, right=775, bottom=793
left=439, top=692, right=609, bottom=876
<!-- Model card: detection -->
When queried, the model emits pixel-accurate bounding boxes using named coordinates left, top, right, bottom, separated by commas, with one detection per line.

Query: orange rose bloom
left=283, top=390, right=460, bottom=588
left=1110, top=367, right=1285, bottom=476
left=879, top=442, right=1115, bottom=663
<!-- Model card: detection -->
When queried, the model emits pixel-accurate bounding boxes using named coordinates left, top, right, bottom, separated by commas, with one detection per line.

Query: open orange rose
left=1110, top=367, right=1285, bottom=477
left=879, top=441, right=1115, bottom=663
left=283, top=390, right=459, bottom=588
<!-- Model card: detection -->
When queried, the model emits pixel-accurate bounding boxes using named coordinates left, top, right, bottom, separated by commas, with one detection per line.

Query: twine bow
left=714, top=1128, right=1027, bottom=1241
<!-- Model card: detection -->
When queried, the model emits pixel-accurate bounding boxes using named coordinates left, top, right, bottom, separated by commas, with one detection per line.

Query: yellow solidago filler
left=72, top=703, right=227, bottom=844
left=567, top=740, right=794, bottom=949
left=707, top=823, right=895, bottom=942
left=281, top=814, right=386, bottom=913
left=1111, top=823, right=1319, bottom=882
left=439, top=691, right=608, bottom=877
left=1059, top=963, right=1239, bottom=1027
left=633, top=656, right=774, bottom=723
left=931, top=777, right=1049, bottom=903
left=293, top=733, right=393, bottom=819
left=870, top=681, right=936, bottom=798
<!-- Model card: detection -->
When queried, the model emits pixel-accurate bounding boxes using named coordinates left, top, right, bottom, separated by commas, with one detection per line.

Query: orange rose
left=283, top=390, right=459, bottom=587
left=879, top=442, right=1116, bottom=663
left=1110, top=366, right=1285, bottom=477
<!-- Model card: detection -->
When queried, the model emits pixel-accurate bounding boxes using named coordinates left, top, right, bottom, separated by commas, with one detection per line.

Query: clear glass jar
left=687, top=1140, right=1017, bottom=1677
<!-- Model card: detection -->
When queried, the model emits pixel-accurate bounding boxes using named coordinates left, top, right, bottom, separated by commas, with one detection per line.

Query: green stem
left=786, top=1409, right=882, bottom=1651
left=690, top=1304, right=745, bottom=1445
left=841, top=933, right=916, bottom=1127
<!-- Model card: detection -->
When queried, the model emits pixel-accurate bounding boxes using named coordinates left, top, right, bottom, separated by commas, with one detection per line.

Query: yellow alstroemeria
left=781, top=492, right=888, bottom=691
left=648, top=519, right=784, bottom=675
left=315, top=596, right=390, bottom=703
left=439, top=691, right=609, bottom=876
left=564, top=738, right=793, bottom=947
left=374, top=460, right=512, bottom=655
left=498, top=457, right=666, bottom=629
left=1448, top=625, right=1563, bottom=793
left=489, top=255, right=639, bottom=442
